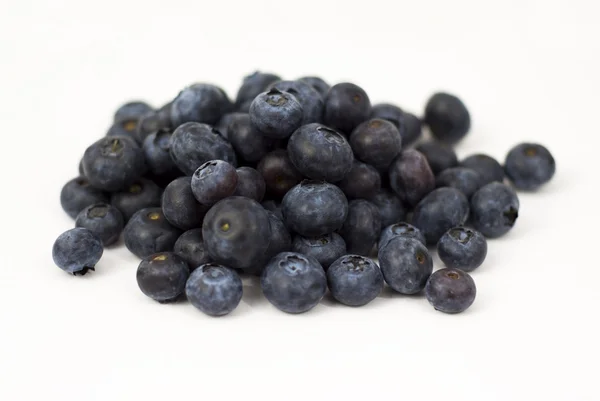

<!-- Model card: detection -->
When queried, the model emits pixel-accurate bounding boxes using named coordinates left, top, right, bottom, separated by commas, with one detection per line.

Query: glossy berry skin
left=162, top=177, right=209, bottom=230
left=52, top=228, right=103, bottom=275
left=338, top=161, right=381, bottom=200
left=424, top=92, right=471, bottom=144
left=258, top=149, right=303, bottom=199
left=261, top=252, right=327, bottom=314
left=298, top=76, right=330, bottom=98
left=249, top=212, right=293, bottom=276
left=350, top=119, right=403, bottom=170
left=233, top=167, right=266, bottom=202
left=174, top=229, right=211, bottom=271
left=416, top=141, right=459, bottom=175
left=327, top=255, right=383, bottom=306
left=111, top=178, right=162, bottom=222
left=438, top=227, right=487, bottom=272
left=425, top=268, right=476, bottom=313
left=504, top=143, right=556, bottom=190
left=136, top=252, right=190, bottom=303
left=461, top=154, right=504, bottom=186
left=60, top=177, right=109, bottom=219
left=227, top=113, right=274, bottom=163
left=339, top=199, right=381, bottom=256
left=235, top=71, right=281, bottom=111
left=324, top=83, right=371, bottom=134
left=202, top=197, right=271, bottom=270
left=370, top=104, right=422, bottom=146
left=292, top=233, right=346, bottom=270
left=282, top=180, right=348, bottom=237
left=191, top=160, right=238, bottom=206
left=379, top=222, right=426, bottom=250
left=82, top=136, right=147, bottom=191
left=186, top=263, right=243, bottom=316
left=287, top=123, right=353, bottom=182
left=368, top=189, right=406, bottom=228
left=470, top=182, right=519, bottom=238
left=249, top=89, right=303, bottom=139
left=270, top=80, right=324, bottom=124
left=435, top=167, right=481, bottom=199
left=75, top=203, right=124, bottom=246
left=170, top=122, right=237, bottom=176
left=389, top=149, right=436, bottom=207
left=378, top=237, right=433, bottom=295
left=124, top=208, right=182, bottom=258
left=142, top=129, right=178, bottom=177
left=114, top=101, right=153, bottom=123
left=170, top=83, right=231, bottom=127
left=412, top=187, right=470, bottom=245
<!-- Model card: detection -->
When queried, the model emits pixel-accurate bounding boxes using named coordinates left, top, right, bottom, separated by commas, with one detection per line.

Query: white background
left=1, top=1, right=599, bottom=400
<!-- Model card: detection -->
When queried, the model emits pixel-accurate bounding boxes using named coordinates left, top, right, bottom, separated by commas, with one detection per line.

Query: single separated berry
left=327, top=255, right=383, bottom=307
left=170, top=83, right=231, bottom=127
left=250, top=89, right=303, bottom=139
left=379, top=222, right=426, bottom=250
left=191, top=160, right=238, bottom=206
left=60, top=176, right=109, bottom=219
left=389, top=149, right=435, bottom=207
left=435, top=167, right=482, bottom=199
left=111, top=178, right=163, bottom=222
left=162, top=177, right=210, bottom=230
left=504, top=143, right=556, bottom=190
left=235, top=71, right=281, bottom=111
left=438, top=227, right=487, bottom=272
left=174, top=229, right=211, bottom=271
left=350, top=119, right=402, bottom=170
left=282, top=180, right=348, bottom=237
left=75, top=203, right=124, bottom=246
left=287, top=124, right=353, bottom=182
left=470, top=182, right=519, bottom=238
left=461, top=154, right=504, bottom=186
left=339, top=199, right=381, bottom=256
left=269, top=80, right=324, bottom=124
left=378, top=237, right=433, bottom=294
left=424, top=92, right=471, bottom=144
left=416, top=141, right=459, bottom=175
left=425, top=268, right=476, bottom=313
left=124, top=208, right=182, bottom=258
left=292, top=233, right=347, bottom=270
left=261, top=252, right=327, bottom=314
left=257, top=149, right=302, bottom=199
left=368, top=189, right=406, bottom=228
left=52, top=228, right=103, bottom=275
left=338, top=161, right=382, bottom=200
left=324, top=83, right=371, bottom=134
left=186, top=263, right=243, bottom=316
left=233, top=167, right=266, bottom=202
left=136, top=252, right=189, bottom=303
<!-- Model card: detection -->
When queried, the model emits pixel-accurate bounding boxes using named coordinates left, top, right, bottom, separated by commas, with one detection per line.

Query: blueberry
left=402, top=112, right=423, bottom=146
left=261, top=252, right=327, bottom=314
left=350, top=119, right=403, bottom=170
left=82, top=136, right=146, bottom=191
left=202, top=196, right=271, bottom=270
left=378, top=237, right=433, bottom=294
left=111, top=178, right=163, bottom=222
left=135, top=103, right=172, bottom=143
left=438, top=227, right=487, bottom=272
left=227, top=113, right=274, bottom=163
left=323, top=82, right=372, bottom=134
left=233, top=167, right=266, bottom=202
left=75, top=203, right=124, bottom=246
left=78, top=157, right=84, bottom=175
left=461, top=154, right=504, bottom=186
left=186, top=263, right=243, bottom=316
left=412, top=187, right=470, bottom=245
left=136, top=252, right=189, bottom=302
left=287, top=124, right=353, bottom=182
left=162, top=177, right=209, bottom=230
left=424, top=92, right=470, bottom=143
left=249, top=211, right=293, bottom=276
left=142, top=129, right=179, bottom=177
left=124, top=208, right=182, bottom=258
left=170, top=83, right=231, bottom=127
left=504, top=143, right=556, bottom=190
left=298, top=76, right=330, bottom=98
left=327, top=255, right=383, bottom=306
left=425, top=268, right=476, bottom=313
left=269, top=80, right=324, bottom=124
left=435, top=167, right=481, bottom=199
left=52, top=228, right=103, bottom=275
left=114, top=101, right=153, bottom=123
left=261, top=200, right=283, bottom=220
left=235, top=71, right=281, bottom=110
left=415, top=141, right=459, bottom=175
left=470, top=182, right=519, bottom=238
left=338, top=161, right=381, bottom=200
left=368, top=189, right=406, bottom=228
left=174, top=229, right=211, bottom=270
left=170, top=122, right=237, bottom=176
left=282, top=180, right=348, bottom=237
left=60, top=176, right=109, bottom=219
left=191, top=160, right=238, bottom=205
left=292, top=233, right=346, bottom=270
left=370, top=103, right=423, bottom=145
left=389, top=149, right=435, bottom=207
left=214, top=112, right=241, bottom=140
left=379, top=222, right=426, bottom=250
left=339, top=199, right=381, bottom=256
left=249, top=89, right=303, bottom=139
left=257, top=149, right=303, bottom=199
left=106, top=120, right=141, bottom=143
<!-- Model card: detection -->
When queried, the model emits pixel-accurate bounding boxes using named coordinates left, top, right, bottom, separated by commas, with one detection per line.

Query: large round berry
left=52, top=228, right=103, bottom=276
left=186, top=263, right=243, bottom=316
left=378, top=237, right=433, bottom=295
left=389, top=149, right=435, bottom=207
left=425, top=268, right=476, bottom=313
left=324, top=83, right=371, bottom=134
left=75, top=203, right=124, bottom=246
left=438, top=227, right=487, bottom=272
left=60, top=176, right=109, bottom=219
left=327, top=255, right=383, bottom=307
left=470, top=182, right=519, bottom=238
left=292, top=233, right=346, bottom=270
left=424, top=92, right=470, bottom=143
left=504, top=143, right=556, bottom=190
left=170, top=83, right=231, bottom=127
left=250, top=89, right=303, bottom=138
left=136, top=252, right=189, bottom=302
left=124, top=208, right=182, bottom=258
left=350, top=118, right=402, bottom=170
left=191, top=160, right=238, bottom=206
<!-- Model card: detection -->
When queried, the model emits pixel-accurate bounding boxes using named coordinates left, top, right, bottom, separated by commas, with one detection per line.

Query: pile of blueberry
left=53, top=72, right=556, bottom=316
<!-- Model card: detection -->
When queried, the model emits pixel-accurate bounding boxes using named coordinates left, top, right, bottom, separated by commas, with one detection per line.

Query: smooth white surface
left=1, top=1, right=599, bottom=400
